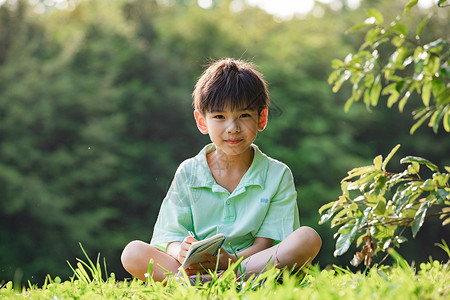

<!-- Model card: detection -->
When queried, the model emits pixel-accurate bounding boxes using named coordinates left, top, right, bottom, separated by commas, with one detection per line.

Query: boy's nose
left=226, top=119, right=241, bottom=133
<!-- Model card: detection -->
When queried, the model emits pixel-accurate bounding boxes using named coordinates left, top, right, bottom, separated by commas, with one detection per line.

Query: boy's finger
left=187, top=262, right=215, bottom=271
left=186, top=236, right=197, bottom=243
left=182, top=236, right=197, bottom=245
left=202, top=254, right=216, bottom=262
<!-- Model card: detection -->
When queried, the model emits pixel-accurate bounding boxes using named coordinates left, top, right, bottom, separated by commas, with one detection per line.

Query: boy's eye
left=240, top=113, right=251, bottom=118
left=213, top=114, right=225, bottom=119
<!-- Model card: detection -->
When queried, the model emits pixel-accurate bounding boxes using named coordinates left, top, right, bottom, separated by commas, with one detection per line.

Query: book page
left=177, top=233, right=225, bottom=275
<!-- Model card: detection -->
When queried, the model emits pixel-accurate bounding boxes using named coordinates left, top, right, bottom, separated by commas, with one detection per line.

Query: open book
left=177, top=233, right=225, bottom=275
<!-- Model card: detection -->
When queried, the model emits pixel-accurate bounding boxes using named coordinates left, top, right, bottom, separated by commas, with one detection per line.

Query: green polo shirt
left=150, top=143, right=300, bottom=253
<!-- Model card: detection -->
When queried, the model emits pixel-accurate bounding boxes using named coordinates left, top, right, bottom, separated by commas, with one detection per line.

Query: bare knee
left=297, top=226, right=322, bottom=258
left=280, top=226, right=322, bottom=267
left=121, top=240, right=147, bottom=272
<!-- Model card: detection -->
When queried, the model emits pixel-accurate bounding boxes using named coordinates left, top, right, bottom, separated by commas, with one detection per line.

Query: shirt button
left=226, top=200, right=231, bottom=205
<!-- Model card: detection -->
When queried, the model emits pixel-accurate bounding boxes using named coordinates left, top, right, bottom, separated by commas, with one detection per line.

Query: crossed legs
left=121, top=226, right=321, bottom=282
left=121, top=241, right=180, bottom=281
left=238, top=226, right=322, bottom=278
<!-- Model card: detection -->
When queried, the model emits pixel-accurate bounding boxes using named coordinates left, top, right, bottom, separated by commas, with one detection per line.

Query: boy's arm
left=167, top=236, right=197, bottom=264
left=185, top=237, right=273, bottom=275
left=234, top=237, right=274, bottom=261
left=166, top=242, right=181, bottom=261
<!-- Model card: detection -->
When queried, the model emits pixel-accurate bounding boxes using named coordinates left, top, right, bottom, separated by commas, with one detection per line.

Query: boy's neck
left=206, top=146, right=254, bottom=192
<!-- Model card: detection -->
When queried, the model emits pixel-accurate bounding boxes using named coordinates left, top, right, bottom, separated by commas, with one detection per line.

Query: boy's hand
left=185, top=247, right=235, bottom=275
left=177, top=235, right=197, bottom=264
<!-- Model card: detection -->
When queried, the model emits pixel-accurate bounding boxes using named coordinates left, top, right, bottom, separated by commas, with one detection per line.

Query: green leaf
left=382, top=144, right=401, bottom=169
left=343, top=166, right=376, bottom=182
left=332, top=73, right=347, bottom=93
left=365, top=28, right=381, bottom=46
left=373, top=198, right=387, bottom=215
left=328, top=69, right=340, bottom=84
left=366, top=9, right=384, bottom=25
left=382, top=83, right=397, bottom=95
left=412, top=106, right=430, bottom=120
left=417, top=16, right=431, bottom=37
left=374, top=155, right=383, bottom=170
left=392, top=46, right=410, bottom=67
left=319, top=201, right=336, bottom=215
left=429, top=107, right=445, bottom=134
left=354, top=171, right=379, bottom=188
left=432, top=79, right=445, bottom=98
left=410, top=111, right=432, bottom=135
left=433, top=171, right=448, bottom=184
left=331, top=59, right=344, bottom=69
left=407, top=162, right=420, bottom=174
left=405, top=0, right=419, bottom=12
left=422, top=81, right=432, bottom=107
left=387, top=92, right=400, bottom=108
left=320, top=209, right=334, bottom=224
left=331, top=208, right=350, bottom=227
left=388, top=248, right=410, bottom=270
left=371, top=224, right=396, bottom=240
left=443, top=107, right=450, bottom=132
left=412, top=201, right=430, bottom=237
left=370, top=75, right=382, bottom=106
left=399, top=91, right=411, bottom=113
left=424, top=56, right=440, bottom=76
left=395, top=80, right=406, bottom=94
left=400, top=156, right=439, bottom=172
left=438, top=0, right=448, bottom=7
left=392, top=36, right=404, bottom=47
left=344, top=97, right=354, bottom=112
left=396, top=236, right=408, bottom=244
left=389, top=23, right=408, bottom=36
left=442, top=216, right=450, bottom=226
left=425, top=38, right=446, bottom=52
left=348, top=22, right=373, bottom=32
left=363, top=88, right=371, bottom=105
left=334, top=223, right=358, bottom=256
left=414, top=46, right=426, bottom=62
left=392, top=184, right=412, bottom=208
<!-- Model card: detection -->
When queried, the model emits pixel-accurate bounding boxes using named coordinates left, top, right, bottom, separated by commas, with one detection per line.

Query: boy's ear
left=258, top=107, right=268, bottom=131
left=194, top=110, right=209, bottom=134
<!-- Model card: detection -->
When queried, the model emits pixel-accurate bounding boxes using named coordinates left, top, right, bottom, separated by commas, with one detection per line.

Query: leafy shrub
left=323, top=0, right=449, bottom=266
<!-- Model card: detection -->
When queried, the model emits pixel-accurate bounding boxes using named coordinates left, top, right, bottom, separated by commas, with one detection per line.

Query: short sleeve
left=255, top=167, right=300, bottom=242
left=150, top=164, right=193, bottom=245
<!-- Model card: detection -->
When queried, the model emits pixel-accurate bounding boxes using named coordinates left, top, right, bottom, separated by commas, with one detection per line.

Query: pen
left=188, top=231, right=196, bottom=239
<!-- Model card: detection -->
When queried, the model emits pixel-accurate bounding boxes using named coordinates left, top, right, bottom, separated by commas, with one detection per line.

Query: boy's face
left=194, top=106, right=268, bottom=157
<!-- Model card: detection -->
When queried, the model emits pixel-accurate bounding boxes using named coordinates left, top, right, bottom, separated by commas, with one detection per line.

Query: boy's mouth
left=225, top=138, right=243, bottom=144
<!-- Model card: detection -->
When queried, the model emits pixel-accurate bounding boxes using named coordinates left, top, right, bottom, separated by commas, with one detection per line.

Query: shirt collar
left=189, top=143, right=269, bottom=190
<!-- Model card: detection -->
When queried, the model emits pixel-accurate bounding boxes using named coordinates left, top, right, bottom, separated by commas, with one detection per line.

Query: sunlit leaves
left=416, top=16, right=430, bottom=37
left=422, top=81, right=432, bottom=106
left=319, top=145, right=450, bottom=264
left=326, top=0, right=450, bottom=260
left=412, top=201, right=431, bottom=237
left=366, top=9, right=384, bottom=26
left=438, top=0, right=449, bottom=7
left=329, top=3, right=450, bottom=134
left=400, top=156, right=439, bottom=172
left=404, top=0, right=419, bottom=13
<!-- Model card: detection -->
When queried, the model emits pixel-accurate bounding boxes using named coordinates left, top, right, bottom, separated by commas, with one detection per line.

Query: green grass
left=1, top=247, right=449, bottom=299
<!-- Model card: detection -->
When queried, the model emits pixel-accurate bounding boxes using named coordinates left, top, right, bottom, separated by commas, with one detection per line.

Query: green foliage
left=1, top=0, right=449, bottom=284
left=329, top=3, right=450, bottom=134
left=320, top=144, right=450, bottom=264
left=324, top=1, right=450, bottom=267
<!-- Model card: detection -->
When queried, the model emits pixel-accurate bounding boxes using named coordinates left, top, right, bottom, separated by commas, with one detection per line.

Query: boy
left=121, top=58, right=321, bottom=282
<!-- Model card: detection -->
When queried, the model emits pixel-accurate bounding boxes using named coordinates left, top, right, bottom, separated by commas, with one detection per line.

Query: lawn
left=1, top=248, right=449, bottom=299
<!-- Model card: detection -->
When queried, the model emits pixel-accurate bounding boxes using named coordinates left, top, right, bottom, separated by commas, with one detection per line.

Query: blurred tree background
left=0, top=0, right=448, bottom=284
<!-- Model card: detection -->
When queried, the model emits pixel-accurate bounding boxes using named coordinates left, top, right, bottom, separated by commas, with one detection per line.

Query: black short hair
left=192, top=58, right=270, bottom=114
